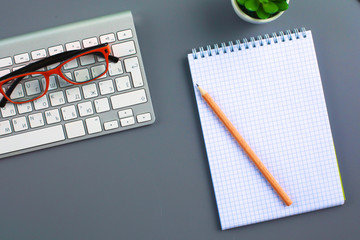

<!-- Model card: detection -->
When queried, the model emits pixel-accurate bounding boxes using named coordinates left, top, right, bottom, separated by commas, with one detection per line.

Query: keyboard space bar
left=0, top=125, right=65, bottom=155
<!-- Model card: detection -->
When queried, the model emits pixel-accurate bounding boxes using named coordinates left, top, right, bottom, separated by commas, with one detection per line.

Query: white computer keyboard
left=0, top=11, right=155, bottom=158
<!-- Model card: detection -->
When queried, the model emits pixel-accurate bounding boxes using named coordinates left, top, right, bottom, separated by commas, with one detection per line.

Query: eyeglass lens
left=60, top=52, right=107, bottom=83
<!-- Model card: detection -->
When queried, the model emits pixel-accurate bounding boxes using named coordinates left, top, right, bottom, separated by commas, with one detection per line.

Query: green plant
left=236, top=0, right=289, bottom=19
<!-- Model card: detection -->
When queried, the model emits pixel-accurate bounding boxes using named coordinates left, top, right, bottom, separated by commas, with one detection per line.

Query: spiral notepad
left=187, top=29, right=345, bottom=230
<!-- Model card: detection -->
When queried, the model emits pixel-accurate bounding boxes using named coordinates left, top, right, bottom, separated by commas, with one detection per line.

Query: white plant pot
left=231, top=0, right=290, bottom=24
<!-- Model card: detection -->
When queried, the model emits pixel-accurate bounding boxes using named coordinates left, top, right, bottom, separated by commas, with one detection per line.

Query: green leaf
left=256, top=6, right=270, bottom=19
left=245, top=0, right=260, bottom=12
left=262, top=2, right=279, bottom=14
left=276, top=1, right=289, bottom=11
left=259, top=0, right=269, bottom=3
left=237, top=0, right=246, bottom=5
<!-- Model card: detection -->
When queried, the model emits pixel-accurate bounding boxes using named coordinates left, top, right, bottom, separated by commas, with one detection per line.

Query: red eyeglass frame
left=0, top=44, right=112, bottom=105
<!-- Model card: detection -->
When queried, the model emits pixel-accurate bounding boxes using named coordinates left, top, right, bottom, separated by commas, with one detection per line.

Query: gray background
left=0, top=0, right=359, bottom=239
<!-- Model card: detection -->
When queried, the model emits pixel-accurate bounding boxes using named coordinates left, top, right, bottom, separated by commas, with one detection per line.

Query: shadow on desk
left=182, top=58, right=222, bottom=230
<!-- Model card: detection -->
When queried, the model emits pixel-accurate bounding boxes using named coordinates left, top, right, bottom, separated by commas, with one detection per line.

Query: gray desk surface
left=0, top=0, right=359, bottom=239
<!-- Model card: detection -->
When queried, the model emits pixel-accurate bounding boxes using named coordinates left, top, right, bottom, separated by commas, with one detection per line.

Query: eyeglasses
left=0, top=43, right=118, bottom=108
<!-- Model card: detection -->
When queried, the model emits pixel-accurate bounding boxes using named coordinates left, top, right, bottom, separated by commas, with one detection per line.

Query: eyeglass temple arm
left=109, top=55, right=119, bottom=63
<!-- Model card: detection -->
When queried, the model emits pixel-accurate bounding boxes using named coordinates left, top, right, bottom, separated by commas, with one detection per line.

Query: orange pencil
left=196, top=84, right=292, bottom=206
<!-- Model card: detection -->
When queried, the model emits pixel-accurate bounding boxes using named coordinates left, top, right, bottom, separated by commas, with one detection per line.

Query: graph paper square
left=188, top=31, right=345, bottom=230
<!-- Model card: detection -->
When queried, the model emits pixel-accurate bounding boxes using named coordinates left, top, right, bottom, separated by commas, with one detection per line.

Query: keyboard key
left=58, top=76, right=72, bottom=87
left=99, top=80, right=114, bottom=95
left=120, top=116, right=135, bottom=127
left=49, top=91, right=65, bottom=106
left=1, top=103, right=16, bottom=118
left=17, top=102, right=33, bottom=114
left=111, top=41, right=136, bottom=58
left=0, top=69, right=10, bottom=77
left=65, top=120, right=85, bottom=139
left=10, top=84, right=25, bottom=99
left=110, top=89, right=147, bottom=109
left=115, top=76, right=131, bottom=91
left=82, top=83, right=98, bottom=99
left=63, top=58, right=78, bottom=70
left=31, top=49, right=47, bottom=60
left=117, top=29, right=133, bottom=41
left=0, top=120, right=12, bottom=135
left=47, top=63, right=60, bottom=70
left=118, top=109, right=133, bottom=118
left=28, top=113, right=45, bottom=128
left=0, top=57, right=13, bottom=68
left=74, top=69, right=90, bottom=82
left=12, top=117, right=28, bottom=132
left=65, top=41, right=81, bottom=51
left=80, top=55, right=95, bottom=66
left=61, top=105, right=77, bottom=121
left=108, top=61, right=123, bottom=76
left=41, top=76, right=58, bottom=91
left=100, top=33, right=116, bottom=43
left=25, top=80, right=41, bottom=96
left=91, top=65, right=107, bottom=79
left=0, top=125, right=65, bottom=155
left=78, top=101, right=94, bottom=117
left=104, top=120, right=119, bottom=130
left=66, top=87, right=82, bottom=103
left=48, top=45, right=64, bottom=56
left=124, top=57, right=143, bottom=87
left=12, top=65, right=25, bottom=72
left=45, top=109, right=61, bottom=124
left=137, top=113, right=152, bottom=123
left=83, top=37, right=98, bottom=48
left=94, top=98, right=110, bottom=113
left=85, top=117, right=102, bottom=134
left=63, top=72, right=72, bottom=80
left=33, top=95, right=49, bottom=110
left=14, top=53, right=30, bottom=64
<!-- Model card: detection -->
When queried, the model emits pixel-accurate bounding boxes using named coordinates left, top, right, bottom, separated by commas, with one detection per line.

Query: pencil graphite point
left=196, top=84, right=207, bottom=96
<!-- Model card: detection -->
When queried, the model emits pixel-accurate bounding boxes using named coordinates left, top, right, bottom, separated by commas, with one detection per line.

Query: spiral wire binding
left=279, top=31, right=285, bottom=42
left=250, top=37, right=256, bottom=48
left=243, top=38, right=249, bottom=49
left=301, top=27, right=307, bottom=38
left=236, top=40, right=241, bottom=50
left=294, top=29, right=300, bottom=39
left=192, top=48, right=197, bottom=59
left=228, top=41, right=234, bottom=52
left=199, top=47, right=205, bottom=58
left=214, top=44, right=219, bottom=55
left=286, top=30, right=292, bottom=40
left=191, top=28, right=307, bottom=59
left=272, top=32, right=279, bottom=43
left=207, top=45, right=212, bottom=56
left=221, top=42, right=227, bottom=53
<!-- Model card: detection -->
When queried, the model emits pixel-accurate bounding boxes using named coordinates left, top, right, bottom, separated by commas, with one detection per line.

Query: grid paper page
left=188, top=31, right=345, bottom=230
